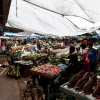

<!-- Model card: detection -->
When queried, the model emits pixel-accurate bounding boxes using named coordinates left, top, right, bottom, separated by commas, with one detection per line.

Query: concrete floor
left=0, top=67, right=20, bottom=100
left=0, top=66, right=30, bottom=100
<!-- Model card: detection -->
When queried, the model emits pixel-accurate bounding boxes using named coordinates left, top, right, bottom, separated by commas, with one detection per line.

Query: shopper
left=14, top=41, right=18, bottom=47
left=1, top=39, right=6, bottom=53
left=80, top=44, right=90, bottom=72
left=29, top=43, right=37, bottom=53
left=82, top=39, right=88, bottom=46
left=63, top=37, right=68, bottom=46
left=88, top=42, right=97, bottom=73
left=44, top=40, right=50, bottom=50
left=18, top=39, right=21, bottom=46
left=37, top=40, right=41, bottom=50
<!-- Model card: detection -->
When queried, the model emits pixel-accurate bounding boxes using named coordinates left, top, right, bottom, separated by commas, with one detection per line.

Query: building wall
left=0, top=0, right=11, bottom=25
left=3, top=0, right=11, bottom=25
left=0, top=0, right=3, bottom=24
left=0, top=0, right=23, bottom=35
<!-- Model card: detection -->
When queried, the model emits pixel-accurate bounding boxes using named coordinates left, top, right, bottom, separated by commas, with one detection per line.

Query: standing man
left=1, top=39, right=6, bottom=53
left=88, top=42, right=97, bottom=73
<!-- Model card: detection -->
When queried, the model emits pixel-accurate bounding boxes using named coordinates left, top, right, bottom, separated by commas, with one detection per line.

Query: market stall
left=30, top=64, right=67, bottom=100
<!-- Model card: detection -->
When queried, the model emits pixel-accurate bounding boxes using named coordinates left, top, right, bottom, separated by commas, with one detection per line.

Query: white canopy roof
left=95, top=30, right=100, bottom=36
left=7, top=0, right=100, bottom=36
left=17, top=31, right=33, bottom=36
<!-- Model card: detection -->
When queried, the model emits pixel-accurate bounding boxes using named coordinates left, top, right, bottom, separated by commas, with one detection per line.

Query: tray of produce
left=14, top=60, right=33, bottom=65
left=30, top=64, right=67, bottom=79
left=60, top=70, right=100, bottom=100
left=60, top=82, right=94, bottom=100
left=22, top=53, right=46, bottom=60
left=50, top=55, right=69, bottom=65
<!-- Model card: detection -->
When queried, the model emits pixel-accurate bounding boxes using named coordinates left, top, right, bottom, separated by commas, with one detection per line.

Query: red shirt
left=1, top=41, right=5, bottom=46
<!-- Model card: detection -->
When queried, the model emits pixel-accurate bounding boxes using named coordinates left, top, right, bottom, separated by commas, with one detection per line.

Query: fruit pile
left=31, top=64, right=66, bottom=76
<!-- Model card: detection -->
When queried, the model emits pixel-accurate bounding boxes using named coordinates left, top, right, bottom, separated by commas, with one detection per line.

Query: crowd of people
left=0, top=38, right=100, bottom=72
left=64, top=41, right=98, bottom=75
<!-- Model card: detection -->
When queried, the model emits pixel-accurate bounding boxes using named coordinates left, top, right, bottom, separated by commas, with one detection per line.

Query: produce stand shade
left=30, top=69, right=61, bottom=79
left=60, top=82, right=95, bottom=100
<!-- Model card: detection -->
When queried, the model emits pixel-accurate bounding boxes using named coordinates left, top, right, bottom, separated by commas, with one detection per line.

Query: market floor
left=0, top=66, right=30, bottom=100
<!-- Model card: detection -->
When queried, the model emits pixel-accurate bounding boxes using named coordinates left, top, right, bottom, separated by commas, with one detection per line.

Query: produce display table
left=22, top=53, right=46, bottom=64
left=22, top=55, right=45, bottom=61
left=30, top=64, right=67, bottom=100
left=14, top=60, right=33, bottom=77
left=22, top=53, right=56, bottom=66
left=60, top=82, right=96, bottom=100
left=30, top=67, right=61, bottom=79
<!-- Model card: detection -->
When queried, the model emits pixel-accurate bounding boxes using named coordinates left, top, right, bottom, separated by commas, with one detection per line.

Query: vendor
left=47, top=45, right=79, bottom=100
left=29, top=43, right=37, bottom=53
left=53, top=45, right=79, bottom=85
left=14, top=41, right=18, bottom=47
left=45, top=41, right=50, bottom=49
left=63, top=45, right=79, bottom=76
left=37, top=40, right=41, bottom=50
left=80, top=44, right=90, bottom=72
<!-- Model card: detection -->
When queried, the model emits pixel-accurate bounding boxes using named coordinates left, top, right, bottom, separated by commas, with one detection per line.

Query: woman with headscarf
left=80, top=44, right=90, bottom=72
